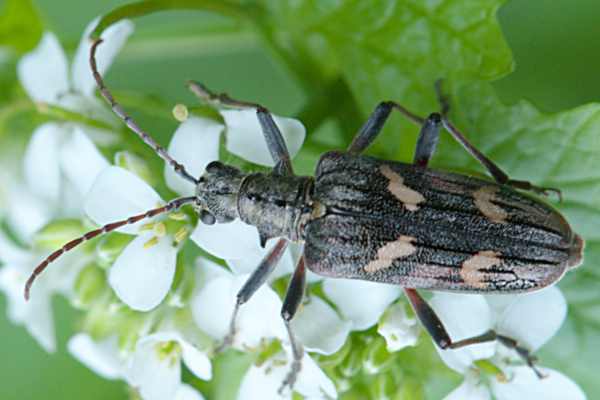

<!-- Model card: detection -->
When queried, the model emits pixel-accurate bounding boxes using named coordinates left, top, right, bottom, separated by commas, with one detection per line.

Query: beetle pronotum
left=24, top=34, right=583, bottom=390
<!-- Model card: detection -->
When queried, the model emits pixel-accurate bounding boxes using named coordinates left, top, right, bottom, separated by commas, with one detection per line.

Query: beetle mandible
left=24, top=37, right=584, bottom=390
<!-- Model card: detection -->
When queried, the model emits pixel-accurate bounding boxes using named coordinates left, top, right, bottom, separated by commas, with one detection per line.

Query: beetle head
left=195, top=161, right=246, bottom=225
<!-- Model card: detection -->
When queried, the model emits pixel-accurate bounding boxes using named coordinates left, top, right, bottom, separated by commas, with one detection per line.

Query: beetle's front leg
left=217, top=239, right=288, bottom=352
left=347, top=101, right=425, bottom=154
left=187, top=81, right=294, bottom=176
left=278, top=256, right=307, bottom=394
left=404, top=288, right=544, bottom=378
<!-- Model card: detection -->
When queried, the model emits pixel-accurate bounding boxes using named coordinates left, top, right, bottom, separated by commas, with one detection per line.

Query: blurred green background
left=1, top=0, right=599, bottom=399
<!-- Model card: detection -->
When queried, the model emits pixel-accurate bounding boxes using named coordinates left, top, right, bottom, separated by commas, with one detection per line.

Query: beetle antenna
left=24, top=196, right=197, bottom=301
left=89, top=39, right=198, bottom=185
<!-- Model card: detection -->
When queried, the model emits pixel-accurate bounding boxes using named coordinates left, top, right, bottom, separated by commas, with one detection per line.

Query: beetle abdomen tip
left=568, top=234, right=585, bottom=269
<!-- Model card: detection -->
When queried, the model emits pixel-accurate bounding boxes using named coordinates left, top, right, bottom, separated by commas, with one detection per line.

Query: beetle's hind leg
left=404, top=288, right=545, bottom=378
left=433, top=80, right=562, bottom=201
left=187, top=81, right=294, bottom=176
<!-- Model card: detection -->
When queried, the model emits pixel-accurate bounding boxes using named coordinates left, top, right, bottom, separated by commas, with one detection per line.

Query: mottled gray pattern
left=303, top=151, right=579, bottom=293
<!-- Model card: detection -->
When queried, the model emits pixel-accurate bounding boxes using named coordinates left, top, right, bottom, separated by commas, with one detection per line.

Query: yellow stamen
left=153, top=222, right=167, bottom=237
left=174, top=227, right=189, bottom=244
left=139, top=222, right=154, bottom=232
left=144, top=236, right=159, bottom=249
left=168, top=212, right=187, bottom=221
left=172, top=104, right=189, bottom=122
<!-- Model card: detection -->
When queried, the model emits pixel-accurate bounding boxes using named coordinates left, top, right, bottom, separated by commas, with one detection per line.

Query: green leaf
left=263, top=0, right=512, bottom=111
left=0, top=0, right=43, bottom=53
left=431, top=81, right=600, bottom=396
left=257, top=0, right=513, bottom=160
left=90, top=0, right=256, bottom=39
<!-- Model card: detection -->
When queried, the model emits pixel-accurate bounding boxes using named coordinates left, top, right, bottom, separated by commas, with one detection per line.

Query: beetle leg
left=413, top=113, right=443, bottom=167
left=278, top=256, right=307, bottom=395
left=404, top=288, right=544, bottom=378
left=434, top=81, right=561, bottom=200
left=187, top=81, right=294, bottom=176
left=216, top=238, right=288, bottom=352
left=347, top=101, right=425, bottom=154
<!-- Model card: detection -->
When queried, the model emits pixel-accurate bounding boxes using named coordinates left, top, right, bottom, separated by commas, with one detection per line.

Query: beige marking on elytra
left=380, top=165, right=425, bottom=211
left=364, top=235, right=417, bottom=273
left=473, top=186, right=508, bottom=223
left=461, top=250, right=502, bottom=289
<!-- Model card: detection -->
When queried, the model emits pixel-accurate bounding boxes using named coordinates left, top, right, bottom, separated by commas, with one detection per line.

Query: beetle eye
left=205, top=161, right=223, bottom=173
left=200, top=210, right=216, bottom=225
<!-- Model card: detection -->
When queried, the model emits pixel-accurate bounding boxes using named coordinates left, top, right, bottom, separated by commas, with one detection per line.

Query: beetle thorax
left=237, top=173, right=314, bottom=243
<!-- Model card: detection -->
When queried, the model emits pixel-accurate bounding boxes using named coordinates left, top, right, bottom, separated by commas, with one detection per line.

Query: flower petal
left=6, top=184, right=53, bottom=242
left=164, top=117, right=223, bottom=196
left=17, top=32, right=69, bottom=103
left=23, top=123, right=66, bottom=205
left=127, top=334, right=181, bottom=400
left=291, top=295, right=351, bottom=355
left=0, top=265, right=55, bottom=352
left=108, top=233, right=177, bottom=311
left=222, top=109, right=305, bottom=166
left=444, top=378, right=491, bottom=400
left=0, top=230, right=31, bottom=265
left=293, top=350, right=338, bottom=399
left=60, top=128, right=109, bottom=197
left=430, top=293, right=495, bottom=373
left=237, top=351, right=336, bottom=400
left=191, top=272, right=285, bottom=348
left=67, top=333, right=123, bottom=380
left=491, top=366, right=586, bottom=400
left=84, top=166, right=163, bottom=234
left=322, top=278, right=401, bottom=330
left=494, top=286, right=567, bottom=352
left=377, top=302, right=419, bottom=352
left=175, top=384, right=205, bottom=400
left=191, top=219, right=263, bottom=260
left=72, top=19, right=134, bottom=96
left=180, top=341, right=212, bottom=380
left=226, top=238, right=296, bottom=279
left=194, top=258, right=229, bottom=296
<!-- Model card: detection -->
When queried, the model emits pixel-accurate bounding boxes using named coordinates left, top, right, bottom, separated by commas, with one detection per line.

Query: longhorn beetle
left=24, top=37, right=584, bottom=391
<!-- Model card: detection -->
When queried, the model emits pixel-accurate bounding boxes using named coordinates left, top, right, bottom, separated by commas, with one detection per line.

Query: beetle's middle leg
left=404, top=288, right=544, bottom=378
left=217, top=238, right=288, bottom=351
left=187, top=81, right=294, bottom=176
left=278, top=255, right=308, bottom=394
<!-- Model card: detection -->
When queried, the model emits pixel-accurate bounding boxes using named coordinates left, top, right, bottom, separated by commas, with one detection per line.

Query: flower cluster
left=0, top=17, right=587, bottom=400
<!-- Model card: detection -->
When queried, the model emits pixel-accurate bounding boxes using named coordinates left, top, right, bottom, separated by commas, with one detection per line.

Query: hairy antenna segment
left=24, top=196, right=197, bottom=301
left=89, top=39, right=198, bottom=185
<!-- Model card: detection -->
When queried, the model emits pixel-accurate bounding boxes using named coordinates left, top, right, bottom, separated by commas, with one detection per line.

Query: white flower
left=237, top=348, right=337, bottom=400
left=68, top=332, right=209, bottom=400
left=377, top=302, right=420, bottom=352
left=127, top=331, right=211, bottom=400
left=18, top=18, right=133, bottom=117
left=191, top=258, right=287, bottom=349
left=10, top=18, right=133, bottom=242
left=0, top=230, right=86, bottom=351
left=67, top=333, right=125, bottom=379
left=191, top=258, right=340, bottom=398
left=84, top=166, right=178, bottom=312
left=430, top=287, right=586, bottom=400
left=322, top=278, right=402, bottom=331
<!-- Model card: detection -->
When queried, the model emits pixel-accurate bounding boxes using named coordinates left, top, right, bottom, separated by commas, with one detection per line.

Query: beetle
left=24, top=37, right=584, bottom=390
